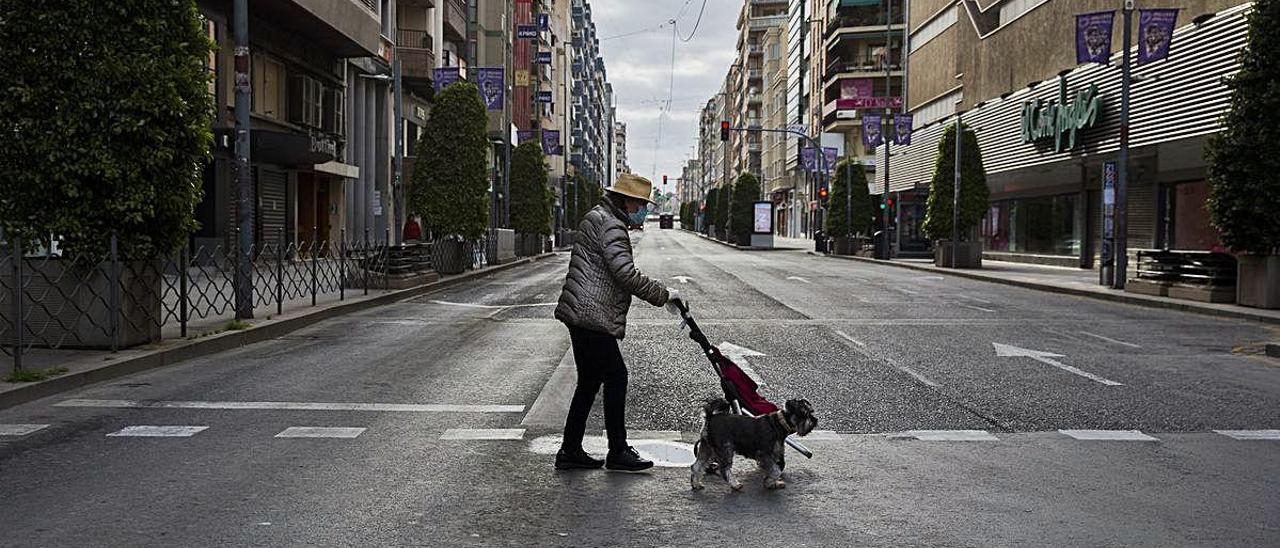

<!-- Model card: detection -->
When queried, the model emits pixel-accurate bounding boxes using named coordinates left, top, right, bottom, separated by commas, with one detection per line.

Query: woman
left=553, top=174, right=680, bottom=472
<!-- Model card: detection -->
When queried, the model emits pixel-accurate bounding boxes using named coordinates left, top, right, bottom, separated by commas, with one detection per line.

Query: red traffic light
left=720, top=121, right=730, bottom=141
left=818, top=186, right=829, bottom=199
left=663, top=175, right=668, bottom=185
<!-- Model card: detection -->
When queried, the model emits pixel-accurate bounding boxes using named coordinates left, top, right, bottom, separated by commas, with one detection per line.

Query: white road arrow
left=992, top=343, right=1123, bottom=386
left=718, top=342, right=766, bottom=386
left=671, top=276, right=693, bottom=284
left=786, top=276, right=811, bottom=284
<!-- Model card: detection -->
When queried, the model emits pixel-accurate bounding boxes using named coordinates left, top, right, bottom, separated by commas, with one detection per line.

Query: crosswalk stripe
left=440, top=428, right=526, bottom=440
left=891, top=430, right=1001, bottom=441
left=106, top=425, right=208, bottom=437
left=802, top=430, right=843, bottom=441
left=602, top=430, right=681, bottom=441
left=274, top=427, right=365, bottom=439
left=0, top=424, right=50, bottom=436
left=1059, top=429, right=1159, bottom=441
left=56, top=399, right=525, bottom=414
left=1214, top=429, right=1280, bottom=440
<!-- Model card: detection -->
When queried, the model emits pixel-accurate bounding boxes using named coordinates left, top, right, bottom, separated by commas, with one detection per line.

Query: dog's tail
left=703, top=397, right=732, bottom=421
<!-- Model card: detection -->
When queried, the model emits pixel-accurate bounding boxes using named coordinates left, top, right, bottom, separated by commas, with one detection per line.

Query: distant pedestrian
left=553, top=173, right=681, bottom=472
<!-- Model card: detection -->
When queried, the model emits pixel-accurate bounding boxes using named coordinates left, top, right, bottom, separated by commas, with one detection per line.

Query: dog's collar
left=769, top=411, right=796, bottom=435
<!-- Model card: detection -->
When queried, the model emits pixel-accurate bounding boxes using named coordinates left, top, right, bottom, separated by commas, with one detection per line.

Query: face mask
left=629, top=207, right=648, bottom=225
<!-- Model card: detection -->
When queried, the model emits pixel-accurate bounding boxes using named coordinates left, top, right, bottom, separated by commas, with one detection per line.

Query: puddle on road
left=528, top=435, right=695, bottom=468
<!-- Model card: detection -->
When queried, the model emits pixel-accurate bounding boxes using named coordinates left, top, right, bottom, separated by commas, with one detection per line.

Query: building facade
left=614, top=122, right=630, bottom=178
left=570, top=0, right=615, bottom=189
left=885, top=0, right=1250, bottom=266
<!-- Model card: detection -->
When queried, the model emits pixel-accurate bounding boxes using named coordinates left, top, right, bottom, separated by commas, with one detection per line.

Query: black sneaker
left=605, top=446, right=653, bottom=472
left=555, top=448, right=604, bottom=470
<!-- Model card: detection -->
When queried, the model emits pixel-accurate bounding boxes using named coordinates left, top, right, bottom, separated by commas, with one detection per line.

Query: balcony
left=747, top=43, right=763, bottom=57
left=747, top=14, right=789, bottom=32
left=396, top=29, right=435, bottom=95
left=824, top=53, right=903, bottom=80
left=747, top=69, right=763, bottom=81
left=825, top=4, right=905, bottom=37
left=444, top=0, right=466, bottom=41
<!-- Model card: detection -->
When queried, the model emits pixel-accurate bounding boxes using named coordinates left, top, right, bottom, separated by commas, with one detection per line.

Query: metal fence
left=0, top=228, right=492, bottom=372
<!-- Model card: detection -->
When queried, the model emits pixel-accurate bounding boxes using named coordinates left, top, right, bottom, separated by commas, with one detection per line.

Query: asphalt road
left=1, top=226, right=1277, bottom=547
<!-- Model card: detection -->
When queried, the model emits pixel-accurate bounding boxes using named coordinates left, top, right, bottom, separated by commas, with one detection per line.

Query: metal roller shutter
left=256, top=168, right=289, bottom=247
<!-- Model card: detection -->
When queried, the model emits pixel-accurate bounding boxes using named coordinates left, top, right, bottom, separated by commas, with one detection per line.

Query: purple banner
left=838, top=97, right=905, bottom=110
left=542, top=130, right=562, bottom=155
left=862, top=112, right=883, bottom=149
left=800, top=147, right=837, bottom=173
left=517, top=130, right=537, bottom=144
left=1076, top=11, right=1115, bottom=64
left=536, top=51, right=553, bottom=64
left=1138, top=9, right=1178, bottom=64
left=536, top=90, right=554, bottom=103
left=476, top=68, right=504, bottom=111
left=433, top=67, right=461, bottom=91
left=538, top=13, right=550, bottom=31
left=517, top=24, right=538, bottom=39
left=893, top=113, right=913, bottom=146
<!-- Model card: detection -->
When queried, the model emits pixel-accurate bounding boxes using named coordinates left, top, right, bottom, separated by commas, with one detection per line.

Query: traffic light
left=663, top=174, right=668, bottom=186
left=818, top=185, right=829, bottom=200
left=720, top=121, right=730, bottom=141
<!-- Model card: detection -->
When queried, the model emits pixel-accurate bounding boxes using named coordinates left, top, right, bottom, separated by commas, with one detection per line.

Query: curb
left=687, top=230, right=787, bottom=251
left=808, top=251, right=1280, bottom=326
left=0, top=253, right=558, bottom=411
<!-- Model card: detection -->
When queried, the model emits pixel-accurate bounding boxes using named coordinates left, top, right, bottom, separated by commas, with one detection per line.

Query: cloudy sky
left=592, top=0, right=742, bottom=195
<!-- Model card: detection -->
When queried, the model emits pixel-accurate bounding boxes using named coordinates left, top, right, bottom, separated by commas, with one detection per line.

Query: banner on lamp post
left=1137, top=9, right=1178, bottom=64
left=476, top=68, right=504, bottom=111
left=862, top=112, right=883, bottom=149
left=1076, top=11, right=1115, bottom=64
left=538, top=13, right=550, bottom=31
left=543, top=130, right=562, bottom=155
left=536, top=90, right=554, bottom=103
left=536, top=51, right=553, bottom=64
left=517, top=25, right=538, bottom=39
left=893, top=113, right=913, bottom=146
left=517, top=130, right=537, bottom=144
left=433, top=67, right=461, bottom=91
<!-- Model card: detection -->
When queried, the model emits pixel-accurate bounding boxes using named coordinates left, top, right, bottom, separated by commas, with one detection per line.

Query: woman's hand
left=665, top=289, right=683, bottom=315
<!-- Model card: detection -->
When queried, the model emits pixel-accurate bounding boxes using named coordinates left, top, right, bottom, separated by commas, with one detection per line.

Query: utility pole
left=877, top=0, right=894, bottom=260
left=1114, top=0, right=1133, bottom=289
left=952, top=110, right=962, bottom=268
left=393, top=58, right=404, bottom=245
left=233, top=0, right=253, bottom=319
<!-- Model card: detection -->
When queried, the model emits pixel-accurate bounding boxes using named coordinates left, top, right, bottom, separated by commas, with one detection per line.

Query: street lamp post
left=952, top=110, right=962, bottom=268
left=1113, top=0, right=1134, bottom=289
left=233, top=0, right=253, bottom=320
left=878, top=0, right=895, bottom=261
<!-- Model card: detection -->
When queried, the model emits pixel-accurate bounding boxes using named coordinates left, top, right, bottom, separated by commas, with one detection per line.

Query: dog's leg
left=690, top=440, right=711, bottom=491
left=716, top=444, right=742, bottom=491
left=762, top=458, right=785, bottom=490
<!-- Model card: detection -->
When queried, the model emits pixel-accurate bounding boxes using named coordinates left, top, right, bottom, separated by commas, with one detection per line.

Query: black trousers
left=562, top=325, right=629, bottom=453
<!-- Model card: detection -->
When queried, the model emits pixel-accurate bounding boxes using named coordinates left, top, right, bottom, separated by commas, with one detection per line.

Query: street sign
left=517, top=25, right=537, bottom=39
left=536, top=51, right=552, bottom=64
left=536, top=91, right=554, bottom=103
left=787, top=124, right=807, bottom=135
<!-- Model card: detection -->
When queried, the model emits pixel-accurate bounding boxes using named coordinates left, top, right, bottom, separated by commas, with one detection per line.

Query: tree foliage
left=730, top=173, right=761, bottom=237
left=704, top=188, right=720, bottom=232
left=1206, top=0, right=1280, bottom=255
left=510, top=140, right=552, bottom=235
left=715, top=184, right=731, bottom=234
left=0, top=0, right=214, bottom=259
left=410, top=82, right=490, bottom=240
left=826, top=158, right=874, bottom=237
left=565, top=174, right=602, bottom=229
left=922, top=123, right=989, bottom=241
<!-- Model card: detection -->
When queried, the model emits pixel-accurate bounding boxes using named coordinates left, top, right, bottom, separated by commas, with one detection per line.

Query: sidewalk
left=0, top=253, right=558, bottom=409
left=812, top=253, right=1280, bottom=325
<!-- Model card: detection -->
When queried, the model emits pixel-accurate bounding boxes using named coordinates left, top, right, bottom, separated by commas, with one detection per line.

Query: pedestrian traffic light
left=720, top=121, right=730, bottom=141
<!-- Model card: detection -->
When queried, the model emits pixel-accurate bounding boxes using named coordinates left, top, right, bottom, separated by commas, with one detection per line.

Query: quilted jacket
left=554, top=197, right=669, bottom=339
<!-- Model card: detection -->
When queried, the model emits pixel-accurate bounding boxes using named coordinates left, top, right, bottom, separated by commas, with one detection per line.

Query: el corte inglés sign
left=1020, top=76, right=1103, bottom=152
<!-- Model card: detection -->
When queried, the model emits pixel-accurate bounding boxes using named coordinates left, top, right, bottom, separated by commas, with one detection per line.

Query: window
left=983, top=194, right=1082, bottom=256
left=909, top=6, right=956, bottom=53
left=999, top=0, right=1051, bottom=27
left=323, top=87, right=344, bottom=135
left=252, top=57, right=285, bottom=119
left=288, top=74, right=323, bottom=128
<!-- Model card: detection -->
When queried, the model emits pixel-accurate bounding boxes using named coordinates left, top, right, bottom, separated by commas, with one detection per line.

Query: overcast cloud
left=593, top=0, right=742, bottom=195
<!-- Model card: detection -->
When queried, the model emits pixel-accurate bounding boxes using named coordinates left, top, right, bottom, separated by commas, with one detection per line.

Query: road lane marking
left=786, top=276, right=811, bottom=284
left=954, top=294, right=992, bottom=304
left=521, top=349, right=577, bottom=427
left=833, top=330, right=940, bottom=388
left=1078, top=331, right=1142, bottom=348
left=894, top=288, right=920, bottom=296
left=528, top=434, right=693, bottom=467
left=992, top=343, right=1123, bottom=386
left=802, top=430, right=842, bottom=441
left=891, top=430, right=999, bottom=441
left=671, top=276, right=693, bottom=284
left=107, top=425, right=208, bottom=437
left=718, top=342, right=767, bottom=386
left=427, top=300, right=557, bottom=309
left=1214, top=430, right=1280, bottom=440
left=603, top=430, right=681, bottom=441
left=962, top=304, right=996, bottom=313
left=57, top=399, right=525, bottom=414
left=833, top=330, right=866, bottom=346
left=1058, top=430, right=1158, bottom=441
left=0, top=424, right=50, bottom=436
left=275, top=427, right=366, bottom=439
left=441, top=428, right=525, bottom=440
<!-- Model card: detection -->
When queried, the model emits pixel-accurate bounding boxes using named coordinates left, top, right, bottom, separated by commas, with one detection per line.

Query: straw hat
left=606, top=173, right=656, bottom=204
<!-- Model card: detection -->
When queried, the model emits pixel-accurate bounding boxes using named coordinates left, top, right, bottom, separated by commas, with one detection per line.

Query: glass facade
left=983, top=193, right=1082, bottom=256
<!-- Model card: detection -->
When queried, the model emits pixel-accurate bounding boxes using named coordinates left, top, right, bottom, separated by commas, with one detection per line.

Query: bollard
left=277, top=228, right=285, bottom=316
left=109, top=232, right=120, bottom=353
left=179, top=244, right=189, bottom=338
left=363, top=228, right=370, bottom=296
left=11, top=234, right=24, bottom=372
left=311, top=226, right=318, bottom=306
left=339, top=229, right=346, bottom=301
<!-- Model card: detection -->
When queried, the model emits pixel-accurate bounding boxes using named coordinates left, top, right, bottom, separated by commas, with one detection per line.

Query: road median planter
left=1237, top=255, right=1280, bottom=309
left=934, top=241, right=983, bottom=269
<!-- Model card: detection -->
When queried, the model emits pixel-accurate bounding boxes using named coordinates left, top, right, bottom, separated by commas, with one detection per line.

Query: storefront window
left=983, top=193, right=1081, bottom=256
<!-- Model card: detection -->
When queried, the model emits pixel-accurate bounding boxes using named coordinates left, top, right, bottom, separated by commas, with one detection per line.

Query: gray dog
left=690, top=398, right=817, bottom=491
